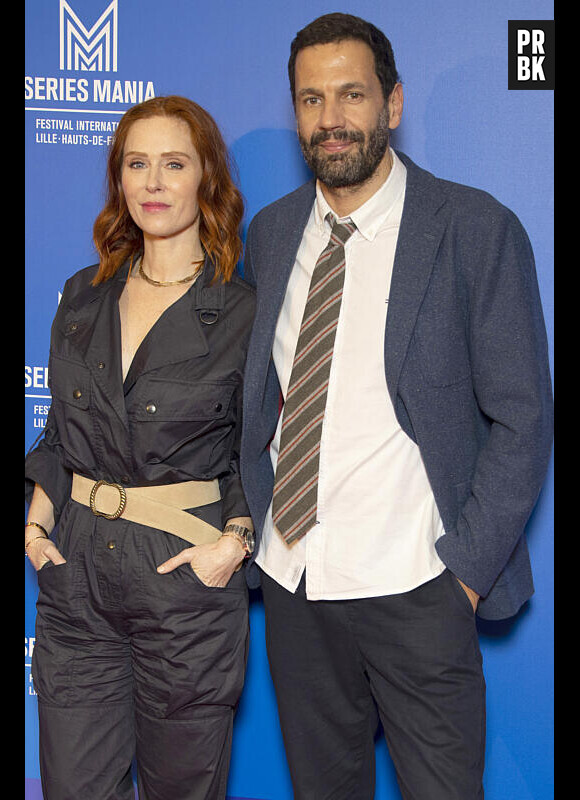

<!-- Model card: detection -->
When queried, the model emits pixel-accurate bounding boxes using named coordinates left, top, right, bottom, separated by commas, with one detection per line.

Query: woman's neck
left=139, top=231, right=204, bottom=283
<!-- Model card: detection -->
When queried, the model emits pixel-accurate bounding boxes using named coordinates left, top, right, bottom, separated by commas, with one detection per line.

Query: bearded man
left=240, top=13, right=553, bottom=799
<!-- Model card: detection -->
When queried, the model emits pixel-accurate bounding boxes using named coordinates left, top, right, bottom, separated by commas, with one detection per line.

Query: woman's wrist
left=221, top=520, right=254, bottom=558
left=219, top=531, right=247, bottom=561
left=25, top=521, right=49, bottom=550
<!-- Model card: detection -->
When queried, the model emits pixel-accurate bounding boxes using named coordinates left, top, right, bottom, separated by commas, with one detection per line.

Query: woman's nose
left=146, top=164, right=164, bottom=192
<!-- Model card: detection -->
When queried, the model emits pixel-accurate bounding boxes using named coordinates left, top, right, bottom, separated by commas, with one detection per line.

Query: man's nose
left=318, top=98, right=346, bottom=131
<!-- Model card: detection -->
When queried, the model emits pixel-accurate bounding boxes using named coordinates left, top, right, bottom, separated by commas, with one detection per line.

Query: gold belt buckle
left=89, top=480, right=127, bottom=520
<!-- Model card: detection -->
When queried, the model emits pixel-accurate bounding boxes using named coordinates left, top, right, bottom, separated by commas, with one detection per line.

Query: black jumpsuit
left=25, top=259, right=256, bottom=800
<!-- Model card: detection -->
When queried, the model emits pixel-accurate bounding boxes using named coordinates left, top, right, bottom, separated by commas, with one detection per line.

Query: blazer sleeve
left=434, top=204, right=553, bottom=598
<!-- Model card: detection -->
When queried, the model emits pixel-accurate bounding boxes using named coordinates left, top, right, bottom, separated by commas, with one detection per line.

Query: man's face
left=294, top=39, right=402, bottom=189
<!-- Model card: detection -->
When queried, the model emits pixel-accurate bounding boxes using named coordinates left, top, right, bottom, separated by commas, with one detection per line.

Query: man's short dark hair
left=288, top=13, right=400, bottom=106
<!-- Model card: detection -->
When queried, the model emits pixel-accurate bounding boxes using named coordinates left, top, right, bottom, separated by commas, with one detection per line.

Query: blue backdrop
left=25, top=1, right=554, bottom=798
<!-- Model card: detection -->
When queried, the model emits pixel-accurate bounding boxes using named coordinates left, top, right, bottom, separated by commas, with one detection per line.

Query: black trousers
left=32, top=499, right=249, bottom=800
left=260, top=568, right=485, bottom=800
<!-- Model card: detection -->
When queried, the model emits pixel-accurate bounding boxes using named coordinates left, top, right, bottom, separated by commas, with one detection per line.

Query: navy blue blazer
left=241, top=152, right=553, bottom=620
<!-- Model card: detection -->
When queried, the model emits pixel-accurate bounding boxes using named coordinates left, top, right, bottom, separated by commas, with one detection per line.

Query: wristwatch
left=222, top=524, right=255, bottom=557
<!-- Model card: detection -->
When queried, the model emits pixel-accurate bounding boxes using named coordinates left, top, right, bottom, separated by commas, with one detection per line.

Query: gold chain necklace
left=138, top=257, right=204, bottom=287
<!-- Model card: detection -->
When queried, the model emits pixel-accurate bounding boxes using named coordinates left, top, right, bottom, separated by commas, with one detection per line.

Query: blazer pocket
left=414, top=323, right=471, bottom=387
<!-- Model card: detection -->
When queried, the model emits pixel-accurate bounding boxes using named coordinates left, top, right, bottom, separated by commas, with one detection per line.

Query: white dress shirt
left=256, top=150, right=446, bottom=600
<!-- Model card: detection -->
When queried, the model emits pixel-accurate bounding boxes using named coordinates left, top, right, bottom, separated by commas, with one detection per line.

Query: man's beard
left=298, top=107, right=390, bottom=189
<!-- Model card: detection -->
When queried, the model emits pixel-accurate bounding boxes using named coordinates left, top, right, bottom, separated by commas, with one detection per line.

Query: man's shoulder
left=399, top=151, right=519, bottom=224
left=248, top=181, right=316, bottom=234
left=398, top=152, right=532, bottom=270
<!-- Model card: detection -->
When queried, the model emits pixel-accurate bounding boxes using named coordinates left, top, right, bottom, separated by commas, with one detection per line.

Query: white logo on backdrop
left=26, top=0, right=155, bottom=113
left=59, top=0, right=118, bottom=72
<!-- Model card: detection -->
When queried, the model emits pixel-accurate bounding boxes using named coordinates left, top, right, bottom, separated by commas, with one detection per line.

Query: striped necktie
left=272, top=213, right=356, bottom=545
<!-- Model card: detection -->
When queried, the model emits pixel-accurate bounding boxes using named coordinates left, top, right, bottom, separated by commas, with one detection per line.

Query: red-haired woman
left=25, top=96, right=255, bottom=799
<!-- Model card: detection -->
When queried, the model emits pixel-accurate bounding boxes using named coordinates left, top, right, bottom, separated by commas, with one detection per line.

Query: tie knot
left=326, top=213, right=356, bottom=248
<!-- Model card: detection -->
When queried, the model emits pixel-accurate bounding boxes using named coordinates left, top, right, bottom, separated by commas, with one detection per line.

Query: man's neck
left=319, top=148, right=393, bottom=218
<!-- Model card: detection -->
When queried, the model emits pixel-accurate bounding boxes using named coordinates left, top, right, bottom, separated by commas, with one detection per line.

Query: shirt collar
left=314, top=148, right=407, bottom=242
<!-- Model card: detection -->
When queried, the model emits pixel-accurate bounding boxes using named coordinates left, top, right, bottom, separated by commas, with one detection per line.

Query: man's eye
left=304, top=97, right=320, bottom=106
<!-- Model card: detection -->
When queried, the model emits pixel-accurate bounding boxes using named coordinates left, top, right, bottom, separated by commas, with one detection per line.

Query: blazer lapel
left=251, top=182, right=316, bottom=406
left=249, top=161, right=449, bottom=413
left=383, top=154, right=448, bottom=403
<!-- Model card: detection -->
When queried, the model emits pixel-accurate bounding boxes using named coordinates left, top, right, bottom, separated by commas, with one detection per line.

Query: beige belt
left=71, top=473, right=222, bottom=546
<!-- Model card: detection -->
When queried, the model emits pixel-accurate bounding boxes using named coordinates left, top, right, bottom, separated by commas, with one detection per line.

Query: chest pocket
left=130, top=378, right=236, bottom=421
left=128, top=377, right=238, bottom=469
left=47, top=353, right=97, bottom=469
left=49, top=354, right=91, bottom=409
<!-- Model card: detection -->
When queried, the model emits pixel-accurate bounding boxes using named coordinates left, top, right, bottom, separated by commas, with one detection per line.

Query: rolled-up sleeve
left=25, top=402, right=72, bottom=521
left=219, top=385, right=251, bottom=526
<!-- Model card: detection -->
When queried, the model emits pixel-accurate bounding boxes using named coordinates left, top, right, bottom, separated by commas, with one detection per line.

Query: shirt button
left=107, top=541, right=116, bottom=550
left=72, top=389, right=82, bottom=399
left=214, top=403, right=222, bottom=412
left=98, top=361, right=105, bottom=369
left=145, top=402, right=157, bottom=414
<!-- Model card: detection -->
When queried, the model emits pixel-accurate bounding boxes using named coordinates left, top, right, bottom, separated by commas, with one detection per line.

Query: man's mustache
left=309, top=129, right=365, bottom=147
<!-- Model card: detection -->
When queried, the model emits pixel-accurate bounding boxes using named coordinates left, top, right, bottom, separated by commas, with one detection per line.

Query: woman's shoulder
left=227, top=271, right=255, bottom=296
left=60, top=263, right=100, bottom=303
left=222, top=270, right=256, bottom=323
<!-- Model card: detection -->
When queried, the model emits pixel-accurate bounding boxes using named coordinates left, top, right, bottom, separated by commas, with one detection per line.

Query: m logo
left=59, top=0, right=118, bottom=72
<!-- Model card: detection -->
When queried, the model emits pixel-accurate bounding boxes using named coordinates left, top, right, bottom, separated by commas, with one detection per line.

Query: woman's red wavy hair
left=92, top=95, right=244, bottom=285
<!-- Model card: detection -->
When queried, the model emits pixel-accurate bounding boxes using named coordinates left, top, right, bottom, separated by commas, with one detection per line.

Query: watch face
left=246, top=530, right=255, bottom=554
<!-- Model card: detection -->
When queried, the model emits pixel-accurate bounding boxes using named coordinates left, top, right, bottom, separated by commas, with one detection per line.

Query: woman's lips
left=141, top=202, right=170, bottom=211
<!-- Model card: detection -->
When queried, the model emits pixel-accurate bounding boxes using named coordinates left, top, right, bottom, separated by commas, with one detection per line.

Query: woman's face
left=121, top=115, right=203, bottom=243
